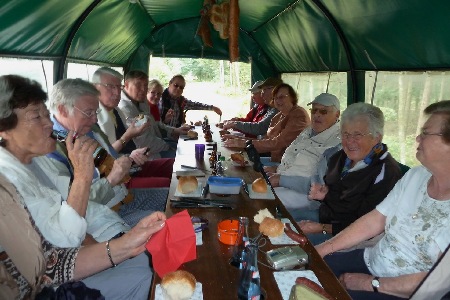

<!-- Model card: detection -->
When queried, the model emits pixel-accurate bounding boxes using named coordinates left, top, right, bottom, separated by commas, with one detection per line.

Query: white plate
left=174, top=183, right=203, bottom=198
left=248, top=183, right=275, bottom=200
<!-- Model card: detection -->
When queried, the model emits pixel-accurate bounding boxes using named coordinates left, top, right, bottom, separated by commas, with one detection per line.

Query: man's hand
left=222, top=121, right=236, bottom=130
left=308, top=183, right=328, bottom=200
left=264, top=165, right=278, bottom=174
left=268, top=173, right=280, bottom=187
left=164, top=109, right=174, bottom=124
left=106, top=156, right=132, bottom=186
left=124, top=119, right=150, bottom=139
left=339, top=273, right=374, bottom=292
left=298, top=220, right=322, bottom=234
left=129, top=147, right=148, bottom=166
left=213, top=106, right=222, bottom=116
left=174, top=126, right=190, bottom=137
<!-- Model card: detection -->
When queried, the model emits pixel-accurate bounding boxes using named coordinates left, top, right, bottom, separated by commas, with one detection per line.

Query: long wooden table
left=150, top=126, right=351, bottom=300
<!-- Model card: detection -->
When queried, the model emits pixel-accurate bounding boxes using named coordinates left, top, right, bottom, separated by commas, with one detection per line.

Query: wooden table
left=150, top=126, right=351, bottom=300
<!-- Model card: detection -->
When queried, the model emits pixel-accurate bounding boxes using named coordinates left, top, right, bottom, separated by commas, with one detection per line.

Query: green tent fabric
left=1, top=0, right=449, bottom=82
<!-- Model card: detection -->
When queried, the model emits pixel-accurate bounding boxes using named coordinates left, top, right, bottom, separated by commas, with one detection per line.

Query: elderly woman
left=0, top=75, right=166, bottom=299
left=314, top=100, right=450, bottom=300
left=291, top=103, right=402, bottom=245
left=223, top=83, right=310, bottom=164
left=160, top=74, right=222, bottom=127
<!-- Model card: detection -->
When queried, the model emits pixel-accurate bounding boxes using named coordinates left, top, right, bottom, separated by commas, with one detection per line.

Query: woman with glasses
left=160, top=74, right=222, bottom=127
left=224, top=83, right=310, bottom=164
left=311, top=101, right=450, bottom=299
left=291, top=102, right=402, bottom=245
left=0, top=75, right=166, bottom=299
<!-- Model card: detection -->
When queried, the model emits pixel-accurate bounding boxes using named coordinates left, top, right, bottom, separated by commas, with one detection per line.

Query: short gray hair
left=341, top=102, right=384, bottom=136
left=48, top=78, right=100, bottom=115
left=92, top=67, right=123, bottom=84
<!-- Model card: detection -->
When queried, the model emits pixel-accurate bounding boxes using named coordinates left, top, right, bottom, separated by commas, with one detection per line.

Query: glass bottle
left=237, top=244, right=261, bottom=300
left=51, top=130, right=113, bottom=177
left=229, top=217, right=250, bottom=269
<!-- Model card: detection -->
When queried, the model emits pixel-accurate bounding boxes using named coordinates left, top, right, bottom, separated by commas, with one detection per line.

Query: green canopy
left=1, top=0, right=449, bottom=85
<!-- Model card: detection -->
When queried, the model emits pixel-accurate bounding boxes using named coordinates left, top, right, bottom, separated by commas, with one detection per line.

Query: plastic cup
left=195, top=143, right=205, bottom=160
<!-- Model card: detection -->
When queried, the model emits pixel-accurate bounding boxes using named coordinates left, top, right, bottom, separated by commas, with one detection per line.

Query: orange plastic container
left=217, top=219, right=239, bottom=245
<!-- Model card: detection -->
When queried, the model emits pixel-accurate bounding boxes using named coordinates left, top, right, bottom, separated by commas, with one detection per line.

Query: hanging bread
left=210, top=2, right=230, bottom=39
left=228, top=0, right=239, bottom=62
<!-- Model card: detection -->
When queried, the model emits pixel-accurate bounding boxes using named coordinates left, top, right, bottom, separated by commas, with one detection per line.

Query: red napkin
left=146, top=210, right=197, bottom=278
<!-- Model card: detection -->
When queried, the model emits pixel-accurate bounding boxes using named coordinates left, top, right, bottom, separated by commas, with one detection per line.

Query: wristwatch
left=371, top=276, right=380, bottom=293
left=321, top=223, right=327, bottom=235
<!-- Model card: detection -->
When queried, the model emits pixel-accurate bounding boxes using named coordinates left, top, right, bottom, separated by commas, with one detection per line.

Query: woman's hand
left=66, top=132, right=97, bottom=182
left=339, top=273, right=374, bottom=292
left=121, top=211, right=166, bottom=257
left=268, top=173, right=280, bottom=187
left=223, top=138, right=246, bottom=148
left=308, top=183, right=328, bottom=200
left=298, top=220, right=322, bottom=234
left=129, top=148, right=148, bottom=166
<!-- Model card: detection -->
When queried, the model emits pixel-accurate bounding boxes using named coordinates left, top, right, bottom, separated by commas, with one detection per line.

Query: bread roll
left=194, top=121, right=202, bottom=126
left=252, top=178, right=267, bottom=193
left=161, top=270, right=196, bottom=300
left=230, top=152, right=245, bottom=165
left=177, top=176, right=198, bottom=194
left=187, top=130, right=198, bottom=138
left=259, top=217, right=284, bottom=237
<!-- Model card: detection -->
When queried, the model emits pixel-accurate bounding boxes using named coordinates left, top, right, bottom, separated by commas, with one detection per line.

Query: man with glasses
left=160, top=74, right=222, bottom=128
left=93, top=67, right=176, bottom=188
left=264, top=93, right=342, bottom=211
left=119, top=71, right=189, bottom=158
left=222, top=77, right=281, bottom=137
left=46, top=78, right=165, bottom=226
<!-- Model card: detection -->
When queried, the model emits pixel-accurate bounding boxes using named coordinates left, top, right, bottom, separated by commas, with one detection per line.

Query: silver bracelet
left=106, top=239, right=117, bottom=267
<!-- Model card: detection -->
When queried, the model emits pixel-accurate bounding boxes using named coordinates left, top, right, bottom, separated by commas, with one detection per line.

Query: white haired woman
left=291, top=103, right=402, bottom=245
left=315, top=100, right=450, bottom=299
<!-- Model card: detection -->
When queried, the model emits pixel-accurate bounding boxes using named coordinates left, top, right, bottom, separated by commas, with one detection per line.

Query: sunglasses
left=173, top=83, right=185, bottom=90
left=309, top=108, right=330, bottom=115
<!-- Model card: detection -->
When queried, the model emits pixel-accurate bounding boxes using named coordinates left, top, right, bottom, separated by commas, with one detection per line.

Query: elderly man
left=118, top=70, right=189, bottom=159
left=222, top=77, right=281, bottom=137
left=265, top=93, right=342, bottom=210
left=218, top=80, right=268, bottom=137
left=93, top=67, right=174, bottom=188
left=160, top=74, right=222, bottom=128
left=47, top=78, right=166, bottom=225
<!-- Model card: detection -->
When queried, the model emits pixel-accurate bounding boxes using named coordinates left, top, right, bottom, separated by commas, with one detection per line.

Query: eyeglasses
left=96, top=83, right=123, bottom=90
left=419, top=129, right=443, bottom=138
left=342, top=132, right=372, bottom=141
left=173, top=83, right=185, bottom=90
left=73, top=106, right=101, bottom=119
left=310, top=108, right=330, bottom=115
